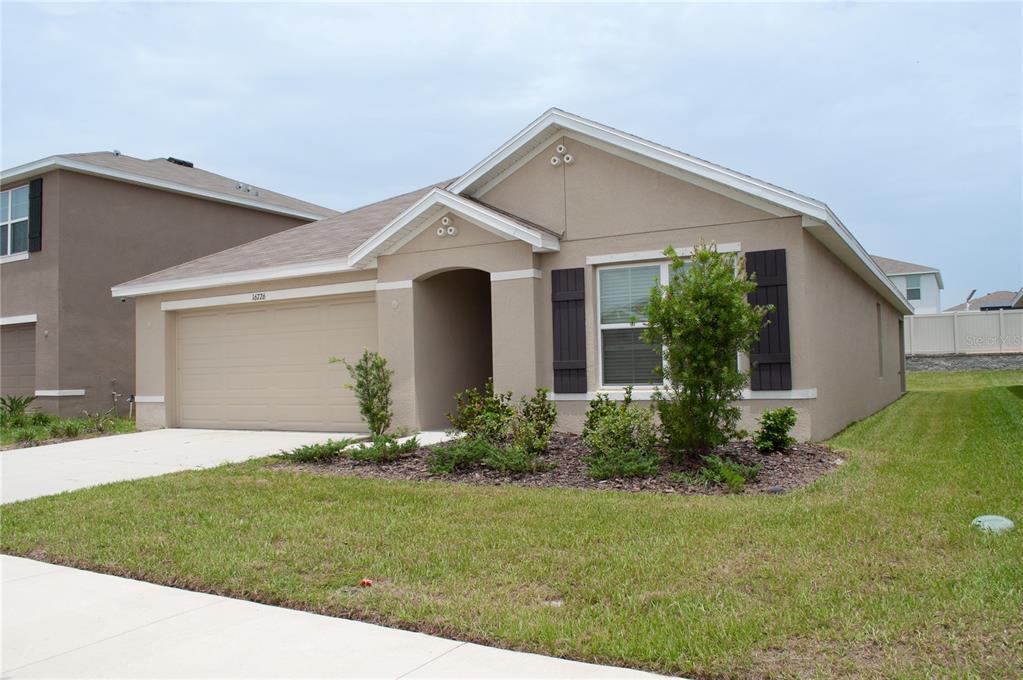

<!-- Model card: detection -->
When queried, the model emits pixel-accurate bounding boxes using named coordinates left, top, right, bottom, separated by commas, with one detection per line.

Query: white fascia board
left=2, top=157, right=329, bottom=221
left=160, top=280, right=377, bottom=311
left=112, top=258, right=358, bottom=298
left=586, top=242, right=741, bottom=266
left=347, top=188, right=559, bottom=268
left=0, top=314, right=37, bottom=325
left=375, top=280, right=414, bottom=290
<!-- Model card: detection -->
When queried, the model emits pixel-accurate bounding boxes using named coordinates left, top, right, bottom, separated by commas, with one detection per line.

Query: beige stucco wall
left=803, top=232, right=905, bottom=438
left=2, top=169, right=311, bottom=416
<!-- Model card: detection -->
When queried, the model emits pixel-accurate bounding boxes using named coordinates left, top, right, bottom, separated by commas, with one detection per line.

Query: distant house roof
left=871, top=254, right=944, bottom=289
left=1, top=152, right=339, bottom=220
left=112, top=181, right=450, bottom=296
left=945, top=290, right=1020, bottom=312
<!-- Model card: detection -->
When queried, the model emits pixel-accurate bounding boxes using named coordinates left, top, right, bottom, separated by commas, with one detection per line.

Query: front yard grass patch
left=3, top=371, right=1021, bottom=678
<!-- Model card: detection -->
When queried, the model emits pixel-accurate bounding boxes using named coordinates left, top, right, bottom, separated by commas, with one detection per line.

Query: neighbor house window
left=905, top=274, right=921, bottom=301
left=1, top=186, right=30, bottom=257
left=598, top=263, right=668, bottom=387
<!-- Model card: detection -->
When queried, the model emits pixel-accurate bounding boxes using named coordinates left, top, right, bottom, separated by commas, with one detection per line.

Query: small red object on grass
left=359, top=578, right=373, bottom=587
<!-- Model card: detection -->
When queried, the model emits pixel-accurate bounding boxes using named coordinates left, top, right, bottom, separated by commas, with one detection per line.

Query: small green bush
left=484, top=444, right=551, bottom=474
left=585, top=446, right=661, bottom=480
left=428, top=437, right=496, bottom=473
left=9, top=426, right=41, bottom=443
left=49, top=419, right=87, bottom=439
left=510, top=388, right=557, bottom=454
left=753, top=407, right=798, bottom=453
left=673, top=454, right=762, bottom=492
left=81, top=409, right=116, bottom=433
left=1, top=395, right=36, bottom=428
left=347, top=435, right=420, bottom=463
left=448, top=379, right=514, bottom=444
left=331, top=349, right=393, bottom=436
left=582, top=388, right=661, bottom=479
left=28, top=411, right=56, bottom=427
left=280, top=438, right=358, bottom=462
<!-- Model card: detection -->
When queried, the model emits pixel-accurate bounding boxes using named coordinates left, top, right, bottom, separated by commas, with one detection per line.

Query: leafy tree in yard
left=330, top=349, right=393, bottom=436
left=642, top=243, right=771, bottom=456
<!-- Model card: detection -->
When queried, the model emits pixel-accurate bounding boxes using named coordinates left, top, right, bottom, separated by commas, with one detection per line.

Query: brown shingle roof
left=51, top=152, right=339, bottom=218
left=945, top=290, right=1020, bottom=312
left=870, top=254, right=940, bottom=276
left=117, top=181, right=448, bottom=289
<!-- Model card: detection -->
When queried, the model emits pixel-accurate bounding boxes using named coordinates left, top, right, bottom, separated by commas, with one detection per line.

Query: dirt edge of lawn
left=269, top=431, right=844, bottom=496
left=2, top=547, right=649, bottom=676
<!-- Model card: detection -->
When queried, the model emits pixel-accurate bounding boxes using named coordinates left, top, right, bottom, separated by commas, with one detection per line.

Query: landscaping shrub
left=753, top=407, right=798, bottom=453
left=582, top=388, right=661, bottom=479
left=671, top=455, right=762, bottom=492
left=49, top=419, right=86, bottom=439
left=448, top=379, right=514, bottom=444
left=0, top=395, right=36, bottom=428
left=641, top=244, right=771, bottom=456
left=347, top=435, right=420, bottom=463
left=484, top=444, right=551, bottom=474
left=331, top=349, right=393, bottom=436
left=28, top=411, right=56, bottom=427
left=428, top=437, right=496, bottom=473
left=280, top=438, right=358, bottom=463
left=510, top=388, right=557, bottom=454
left=9, top=426, right=40, bottom=443
left=81, top=409, right=116, bottom=433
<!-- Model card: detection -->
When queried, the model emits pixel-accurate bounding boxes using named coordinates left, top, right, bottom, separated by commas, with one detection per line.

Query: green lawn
left=3, top=371, right=1021, bottom=678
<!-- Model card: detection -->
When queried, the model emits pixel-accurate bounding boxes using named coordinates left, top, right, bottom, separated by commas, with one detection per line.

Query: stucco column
left=134, top=296, right=170, bottom=430
left=490, top=275, right=541, bottom=399
left=376, top=285, right=418, bottom=431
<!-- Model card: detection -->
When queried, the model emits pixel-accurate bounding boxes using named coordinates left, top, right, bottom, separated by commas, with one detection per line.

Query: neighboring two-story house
left=0, top=152, right=337, bottom=416
left=871, top=255, right=944, bottom=314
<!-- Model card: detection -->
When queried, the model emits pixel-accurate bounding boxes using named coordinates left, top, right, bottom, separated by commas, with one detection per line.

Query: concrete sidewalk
left=1, top=556, right=664, bottom=678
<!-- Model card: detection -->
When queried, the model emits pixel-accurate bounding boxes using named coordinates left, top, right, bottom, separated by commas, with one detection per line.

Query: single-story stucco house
left=113, top=109, right=912, bottom=441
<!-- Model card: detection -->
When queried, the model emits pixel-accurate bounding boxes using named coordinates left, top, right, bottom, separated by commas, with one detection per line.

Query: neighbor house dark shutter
left=551, top=268, right=587, bottom=393
left=746, top=249, right=791, bottom=391
left=28, top=178, right=43, bottom=252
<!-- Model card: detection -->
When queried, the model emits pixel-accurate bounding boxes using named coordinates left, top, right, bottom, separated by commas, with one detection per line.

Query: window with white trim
left=905, top=274, right=921, bottom=301
left=1, top=186, right=30, bottom=257
left=597, top=263, right=667, bottom=387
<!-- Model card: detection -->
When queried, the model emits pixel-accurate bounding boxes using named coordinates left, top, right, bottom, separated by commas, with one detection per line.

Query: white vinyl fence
left=904, top=310, right=1023, bottom=355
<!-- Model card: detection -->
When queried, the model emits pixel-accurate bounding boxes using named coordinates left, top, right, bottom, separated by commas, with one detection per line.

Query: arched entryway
left=413, top=268, right=493, bottom=429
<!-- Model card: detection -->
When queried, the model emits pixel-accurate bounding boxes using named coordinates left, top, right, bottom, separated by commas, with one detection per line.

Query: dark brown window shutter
left=551, top=268, right=587, bottom=393
left=28, top=178, right=43, bottom=252
left=746, top=249, right=791, bottom=391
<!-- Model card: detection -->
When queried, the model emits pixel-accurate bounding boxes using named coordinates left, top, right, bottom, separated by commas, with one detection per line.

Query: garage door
left=175, top=295, right=376, bottom=431
left=0, top=323, right=36, bottom=397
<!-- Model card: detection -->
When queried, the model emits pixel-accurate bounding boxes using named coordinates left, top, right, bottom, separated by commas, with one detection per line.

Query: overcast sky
left=3, top=2, right=1020, bottom=307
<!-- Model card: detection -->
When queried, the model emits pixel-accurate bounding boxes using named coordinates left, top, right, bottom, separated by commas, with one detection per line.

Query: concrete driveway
left=0, top=428, right=351, bottom=503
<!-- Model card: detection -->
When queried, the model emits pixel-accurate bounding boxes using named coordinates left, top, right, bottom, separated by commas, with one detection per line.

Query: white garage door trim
left=162, top=280, right=377, bottom=311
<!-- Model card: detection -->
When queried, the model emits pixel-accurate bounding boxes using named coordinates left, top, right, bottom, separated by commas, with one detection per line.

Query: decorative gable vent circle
left=441, top=216, right=451, bottom=226
left=556, top=144, right=567, bottom=154
left=563, top=154, right=574, bottom=165
left=550, top=156, right=561, bottom=166
left=436, top=227, right=446, bottom=237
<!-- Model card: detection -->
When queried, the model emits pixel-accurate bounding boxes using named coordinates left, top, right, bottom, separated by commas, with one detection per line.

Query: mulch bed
left=269, top=432, right=843, bottom=495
